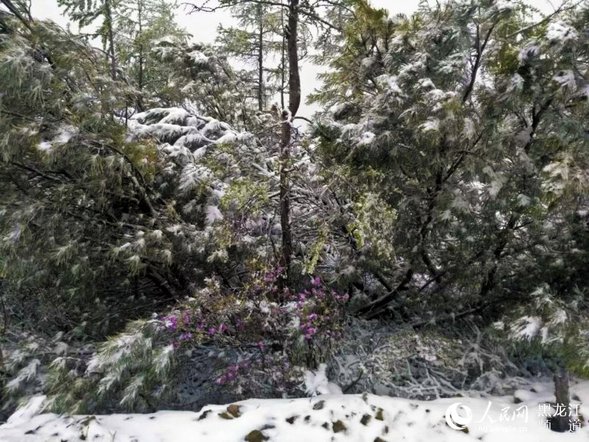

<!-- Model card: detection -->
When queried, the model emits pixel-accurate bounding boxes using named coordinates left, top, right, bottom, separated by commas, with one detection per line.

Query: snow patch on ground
left=2, top=380, right=589, bottom=441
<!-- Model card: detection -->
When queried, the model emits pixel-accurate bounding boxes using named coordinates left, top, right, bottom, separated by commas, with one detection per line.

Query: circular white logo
left=445, top=402, right=473, bottom=431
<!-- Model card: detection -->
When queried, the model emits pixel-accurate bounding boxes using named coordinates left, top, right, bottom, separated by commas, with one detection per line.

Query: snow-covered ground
left=2, top=380, right=588, bottom=441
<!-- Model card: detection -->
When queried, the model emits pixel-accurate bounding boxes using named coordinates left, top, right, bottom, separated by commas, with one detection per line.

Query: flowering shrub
left=160, top=268, right=349, bottom=396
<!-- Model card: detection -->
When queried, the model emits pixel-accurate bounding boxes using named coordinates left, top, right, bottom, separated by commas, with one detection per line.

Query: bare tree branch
left=505, top=0, right=583, bottom=39
left=183, top=0, right=343, bottom=32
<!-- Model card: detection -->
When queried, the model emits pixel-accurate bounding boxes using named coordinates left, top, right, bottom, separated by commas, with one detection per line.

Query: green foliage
left=500, top=285, right=589, bottom=378
left=115, top=0, right=189, bottom=107
left=215, top=1, right=285, bottom=110
left=314, top=0, right=589, bottom=328
left=46, top=319, right=174, bottom=413
left=0, top=15, right=262, bottom=340
left=150, top=39, right=255, bottom=128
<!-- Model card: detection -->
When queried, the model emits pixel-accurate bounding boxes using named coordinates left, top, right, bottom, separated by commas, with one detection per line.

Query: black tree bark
left=278, top=0, right=300, bottom=286
left=551, top=366, right=571, bottom=432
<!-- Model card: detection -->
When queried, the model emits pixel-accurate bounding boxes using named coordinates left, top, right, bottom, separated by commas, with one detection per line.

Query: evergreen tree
left=313, top=0, right=588, bottom=426
left=216, top=2, right=283, bottom=111
left=58, top=0, right=120, bottom=79
left=116, top=0, right=188, bottom=109
left=0, top=7, right=254, bottom=339
left=149, top=38, right=255, bottom=127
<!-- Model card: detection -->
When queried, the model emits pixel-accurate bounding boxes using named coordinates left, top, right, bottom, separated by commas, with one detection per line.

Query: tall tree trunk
left=137, top=0, right=144, bottom=91
left=551, top=366, right=571, bottom=432
left=257, top=4, right=264, bottom=112
left=279, top=113, right=292, bottom=284
left=278, top=0, right=300, bottom=286
left=104, top=0, right=117, bottom=80
left=280, top=7, right=286, bottom=109
left=286, top=0, right=300, bottom=117
left=0, top=280, right=6, bottom=411
left=136, top=0, right=145, bottom=110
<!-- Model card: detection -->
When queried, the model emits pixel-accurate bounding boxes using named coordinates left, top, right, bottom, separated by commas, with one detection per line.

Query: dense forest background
left=0, top=0, right=588, bottom=432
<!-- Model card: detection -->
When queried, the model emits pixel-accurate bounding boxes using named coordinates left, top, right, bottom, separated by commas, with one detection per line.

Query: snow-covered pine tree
left=0, top=7, right=257, bottom=352
left=312, top=0, right=588, bottom=410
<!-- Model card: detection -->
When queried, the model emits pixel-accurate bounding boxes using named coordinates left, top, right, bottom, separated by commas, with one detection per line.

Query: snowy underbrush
left=1, top=315, right=535, bottom=421
left=1, top=378, right=588, bottom=441
left=328, top=320, right=527, bottom=400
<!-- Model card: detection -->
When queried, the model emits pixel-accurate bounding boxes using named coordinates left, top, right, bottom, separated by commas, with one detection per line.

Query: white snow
left=516, top=194, right=531, bottom=207
left=518, top=44, right=540, bottom=63
left=5, top=359, right=40, bottom=393
left=376, top=74, right=403, bottom=95
left=553, top=70, right=576, bottom=90
left=192, top=146, right=207, bottom=160
left=5, top=395, right=46, bottom=426
left=304, top=364, right=343, bottom=396
left=546, top=22, right=578, bottom=43
left=417, top=78, right=436, bottom=90
left=509, top=74, right=525, bottom=92
left=462, top=118, right=476, bottom=140
left=510, top=315, right=543, bottom=340
left=2, top=380, right=589, bottom=441
left=357, top=131, right=376, bottom=146
left=55, top=125, right=76, bottom=144
left=202, top=119, right=230, bottom=137
left=179, top=163, right=213, bottom=191
left=37, top=140, right=52, bottom=151
left=493, top=0, right=513, bottom=13
left=188, top=50, right=209, bottom=65
left=214, top=132, right=238, bottom=145
left=420, top=118, right=440, bottom=133
left=132, top=123, right=196, bottom=141
left=205, top=205, right=224, bottom=225
left=328, top=103, right=347, bottom=116
left=159, top=108, right=192, bottom=125
left=426, top=88, right=447, bottom=102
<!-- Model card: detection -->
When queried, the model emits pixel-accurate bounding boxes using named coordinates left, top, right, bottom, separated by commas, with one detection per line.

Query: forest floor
left=1, top=379, right=588, bottom=441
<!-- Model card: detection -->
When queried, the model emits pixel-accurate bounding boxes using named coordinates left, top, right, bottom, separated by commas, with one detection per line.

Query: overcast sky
left=29, top=0, right=562, bottom=118
left=30, top=1, right=426, bottom=36
left=30, top=0, right=562, bottom=38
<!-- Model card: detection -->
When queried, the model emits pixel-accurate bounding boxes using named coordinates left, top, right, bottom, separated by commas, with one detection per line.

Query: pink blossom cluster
left=160, top=268, right=348, bottom=390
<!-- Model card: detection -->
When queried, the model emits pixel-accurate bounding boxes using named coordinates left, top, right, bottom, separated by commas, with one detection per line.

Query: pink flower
left=179, top=332, right=193, bottom=341
left=215, top=375, right=227, bottom=385
left=163, top=315, right=178, bottom=332
left=302, top=324, right=318, bottom=340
